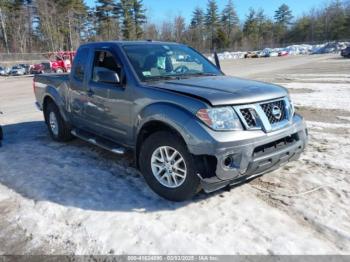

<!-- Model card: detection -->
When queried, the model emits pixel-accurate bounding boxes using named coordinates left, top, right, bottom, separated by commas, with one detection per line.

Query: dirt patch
left=295, top=106, right=350, bottom=124
left=289, top=88, right=315, bottom=94
left=313, top=127, right=350, bottom=135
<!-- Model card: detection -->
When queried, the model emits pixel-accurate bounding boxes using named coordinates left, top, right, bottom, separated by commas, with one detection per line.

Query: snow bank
left=208, top=51, right=245, bottom=61
left=209, top=41, right=350, bottom=60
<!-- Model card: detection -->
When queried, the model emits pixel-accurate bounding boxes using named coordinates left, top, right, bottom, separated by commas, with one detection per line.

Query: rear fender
left=43, top=86, right=70, bottom=123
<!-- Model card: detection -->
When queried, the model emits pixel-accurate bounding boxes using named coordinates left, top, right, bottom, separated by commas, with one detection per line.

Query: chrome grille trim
left=260, top=100, right=286, bottom=124
left=240, top=108, right=256, bottom=128
left=233, top=97, right=292, bottom=132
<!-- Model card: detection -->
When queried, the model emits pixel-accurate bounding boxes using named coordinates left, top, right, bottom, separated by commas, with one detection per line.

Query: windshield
left=123, top=43, right=222, bottom=82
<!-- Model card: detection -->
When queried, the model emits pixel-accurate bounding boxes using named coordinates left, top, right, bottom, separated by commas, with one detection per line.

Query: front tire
left=139, top=131, right=201, bottom=201
left=44, top=102, right=73, bottom=142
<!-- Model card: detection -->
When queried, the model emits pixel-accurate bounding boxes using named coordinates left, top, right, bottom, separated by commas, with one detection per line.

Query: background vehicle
left=244, top=51, right=261, bottom=58
left=30, top=62, right=51, bottom=74
left=278, top=50, right=289, bottom=56
left=19, top=64, right=31, bottom=74
left=33, top=41, right=308, bottom=201
left=46, top=51, right=76, bottom=73
left=341, top=46, right=350, bottom=58
left=9, top=65, right=26, bottom=76
left=0, top=66, right=10, bottom=76
left=269, top=51, right=279, bottom=57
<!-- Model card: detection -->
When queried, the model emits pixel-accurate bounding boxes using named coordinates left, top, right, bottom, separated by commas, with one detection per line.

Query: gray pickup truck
left=34, top=41, right=308, bottom=201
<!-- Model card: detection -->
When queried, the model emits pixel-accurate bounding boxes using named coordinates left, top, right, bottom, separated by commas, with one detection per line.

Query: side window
left=92, top=50, right=121, bottom=83
left=73, top=48, right=89, bottom=82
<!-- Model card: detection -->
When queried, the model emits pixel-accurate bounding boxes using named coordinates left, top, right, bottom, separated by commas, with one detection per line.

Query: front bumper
left=185, top=114, right=308, bottom=192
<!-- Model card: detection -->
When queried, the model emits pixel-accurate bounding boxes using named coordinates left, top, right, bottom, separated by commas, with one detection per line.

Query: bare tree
left=160, top=21, right=173, bottom=41
left=0, top=7, right=9, bottom=53
left=174, top=15, right=185, bottom=42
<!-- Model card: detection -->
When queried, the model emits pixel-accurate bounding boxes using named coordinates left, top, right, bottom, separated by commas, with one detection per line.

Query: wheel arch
left=42, top=92, right=70, bottom=124
left=135, top=120, right=187, bottom=168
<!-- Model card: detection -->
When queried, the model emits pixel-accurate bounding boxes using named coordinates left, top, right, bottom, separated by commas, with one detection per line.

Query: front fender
left=135, top=102, right=217, bottom=155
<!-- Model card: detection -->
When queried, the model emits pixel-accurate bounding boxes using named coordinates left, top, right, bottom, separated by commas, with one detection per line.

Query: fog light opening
left=223, top=156, right=233, bottom=168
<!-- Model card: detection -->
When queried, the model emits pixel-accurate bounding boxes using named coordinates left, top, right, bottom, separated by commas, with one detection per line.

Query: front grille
left=260, top=100, right=286, bottom=124
left=234, top=98, right=290, bottom=132
left=253, top=133, right=299, bottom=157
left=240, top=108, right=256, bottom=128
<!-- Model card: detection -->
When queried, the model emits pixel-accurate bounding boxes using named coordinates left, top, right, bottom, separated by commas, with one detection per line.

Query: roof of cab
left=79, top=40, right=181, bottom=48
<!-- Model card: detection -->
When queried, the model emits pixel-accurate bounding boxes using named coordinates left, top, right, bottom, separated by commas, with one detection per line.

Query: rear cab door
left=68, top=46, right=91, bottom=128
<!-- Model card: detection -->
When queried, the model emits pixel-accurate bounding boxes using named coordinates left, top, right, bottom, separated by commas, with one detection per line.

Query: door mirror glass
left=97, top=70, right=120, bottom=84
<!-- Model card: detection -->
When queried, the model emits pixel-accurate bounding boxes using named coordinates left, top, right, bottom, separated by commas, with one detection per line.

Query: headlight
left=196, top=107, right=243, bottom=131
left=288, top=97, right=295, bottom=118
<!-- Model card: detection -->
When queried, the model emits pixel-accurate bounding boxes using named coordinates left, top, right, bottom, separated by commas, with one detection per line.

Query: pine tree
left=221, top=0, right=239, bottom=39
left=205, top=0, right=220, bottom=50
left=61, top=0, right=88, bottom=49
left=324, top=0, right=347, bottom=40
left=214, top=27, right=228, bottom=49
left=287, top=16, right=312, bottom=42
left=119, top=0, right=134, bottom=39
left=346, top=2, right=350, bottom=38
left=189, top=7, right=205, bottom=50
left=274, top=4, right=293, bottom=27
left=96, top=0, right=120, bottom=40
left=191, top=7, right=204, bottom=28
left=243, top=8, right=259, bottom=49
left=132, top=0, right=146, bottom=39
left=256, top=9, right=274, bottom=48
left=274, top=4, right=293, bottom=44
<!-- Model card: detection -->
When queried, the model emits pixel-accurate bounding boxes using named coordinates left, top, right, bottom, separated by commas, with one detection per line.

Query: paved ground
left=0, top=54, right=349, bottom=255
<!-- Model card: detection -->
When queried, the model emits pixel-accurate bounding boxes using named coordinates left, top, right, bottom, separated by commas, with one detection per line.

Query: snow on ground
left=278, top=82, right=350, bottom=111
left=0, top=127, right=348, bottom=254
left=0, top=56, right=350, bottom=255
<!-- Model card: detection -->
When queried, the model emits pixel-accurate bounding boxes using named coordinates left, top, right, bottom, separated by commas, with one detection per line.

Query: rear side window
left=73, top=48, right=89, bottom=82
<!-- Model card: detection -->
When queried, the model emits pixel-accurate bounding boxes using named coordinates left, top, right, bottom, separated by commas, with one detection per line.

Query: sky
left=85, top=0, right=326, bottom=24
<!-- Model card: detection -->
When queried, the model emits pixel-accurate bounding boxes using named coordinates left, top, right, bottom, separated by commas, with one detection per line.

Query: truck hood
left=150, top=76, right=288, bottom=106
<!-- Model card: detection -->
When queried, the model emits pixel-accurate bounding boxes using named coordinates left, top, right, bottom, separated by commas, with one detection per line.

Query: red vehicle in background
left=48, top=51, right=76, bottom=73
left=278, top=50, right=289, bottom=57
left=30, top=51, right=76, bottom=74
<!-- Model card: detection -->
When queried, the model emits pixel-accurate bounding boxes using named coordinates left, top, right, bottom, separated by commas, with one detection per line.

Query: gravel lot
left=0, top=54, right=349, bottom=255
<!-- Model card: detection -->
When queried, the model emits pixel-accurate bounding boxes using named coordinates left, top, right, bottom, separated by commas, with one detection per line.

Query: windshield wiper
left=143, top=75, right=180, bottom=82
left=186, top=72, right=218, bottom=77
left=143, top=72, right=218, bottom=82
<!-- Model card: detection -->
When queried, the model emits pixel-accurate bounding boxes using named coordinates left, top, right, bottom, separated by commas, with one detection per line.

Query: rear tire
left=44, top=102, right=73, bottom=142
left=139, top=131, right=201, bottom=201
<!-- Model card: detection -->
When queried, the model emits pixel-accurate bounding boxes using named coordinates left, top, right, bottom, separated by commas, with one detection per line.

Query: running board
left=71, top=129, right=125, bottom=155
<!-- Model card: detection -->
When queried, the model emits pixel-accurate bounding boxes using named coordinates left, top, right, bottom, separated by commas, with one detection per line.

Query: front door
left=83, top=49, right=131, bottom=144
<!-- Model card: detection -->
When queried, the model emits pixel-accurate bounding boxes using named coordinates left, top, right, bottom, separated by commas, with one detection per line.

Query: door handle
left=87, top=89, right=94, bottom=97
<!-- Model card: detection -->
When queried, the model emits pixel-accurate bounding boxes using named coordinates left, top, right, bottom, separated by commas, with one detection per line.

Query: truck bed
left=34, top=73, right=69, bottom=88
left=33, top=73, right=70, bottom=111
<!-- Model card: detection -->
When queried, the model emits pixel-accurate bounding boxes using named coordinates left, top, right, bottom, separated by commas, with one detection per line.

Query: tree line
left=0, top=0, right=349, bottom=53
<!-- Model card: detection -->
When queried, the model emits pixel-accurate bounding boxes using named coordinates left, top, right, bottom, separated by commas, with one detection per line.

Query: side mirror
left=97, top=70, right=120, bottom=84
